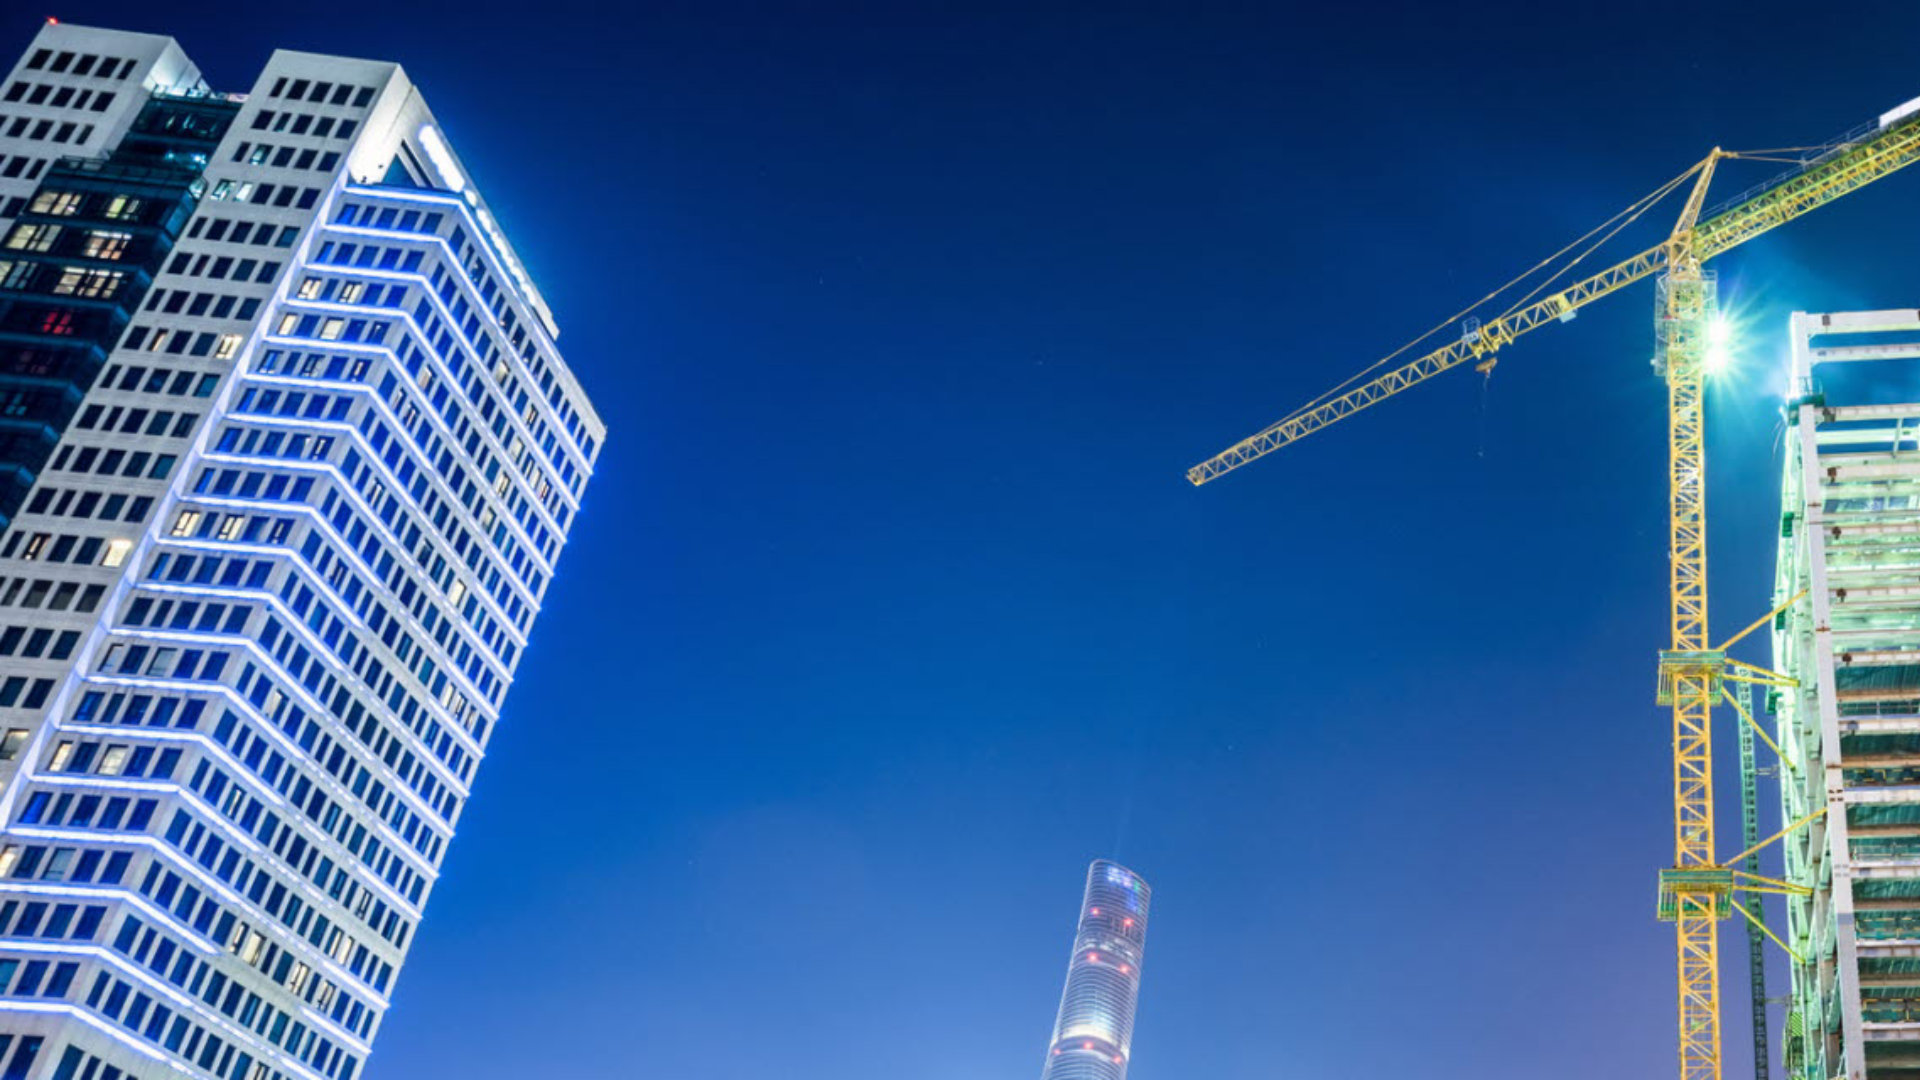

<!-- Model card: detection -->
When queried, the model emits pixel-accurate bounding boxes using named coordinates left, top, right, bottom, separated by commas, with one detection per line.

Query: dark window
left=1, top=1034, right=42, bottom=1078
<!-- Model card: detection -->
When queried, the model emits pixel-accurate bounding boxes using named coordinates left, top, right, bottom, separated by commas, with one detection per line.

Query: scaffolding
left=1774, top=309, right=1920, bottom=1080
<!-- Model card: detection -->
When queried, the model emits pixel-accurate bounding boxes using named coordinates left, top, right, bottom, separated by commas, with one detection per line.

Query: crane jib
left=1186, top=105, right=1920, bottom=487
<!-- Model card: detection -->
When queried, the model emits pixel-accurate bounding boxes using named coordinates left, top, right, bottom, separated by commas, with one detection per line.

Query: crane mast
left=1189, top=102, right=1920, bottom=1080
left=1659, top=149, right=1724, bottom=1080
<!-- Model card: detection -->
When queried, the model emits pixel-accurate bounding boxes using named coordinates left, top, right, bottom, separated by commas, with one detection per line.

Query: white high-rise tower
left=0, top=21, right=602, bottom=1080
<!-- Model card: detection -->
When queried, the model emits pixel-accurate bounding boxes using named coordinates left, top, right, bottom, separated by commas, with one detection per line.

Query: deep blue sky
left=17, top=3, right=1920, bottom=1077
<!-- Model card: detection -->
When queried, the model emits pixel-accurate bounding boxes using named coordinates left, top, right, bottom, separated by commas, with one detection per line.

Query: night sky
left=14, top=3, right=1920, bottom=1078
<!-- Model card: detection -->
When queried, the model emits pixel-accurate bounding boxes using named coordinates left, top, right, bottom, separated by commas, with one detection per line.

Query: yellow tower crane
left=1189, top=99, right=1920, bottom=1080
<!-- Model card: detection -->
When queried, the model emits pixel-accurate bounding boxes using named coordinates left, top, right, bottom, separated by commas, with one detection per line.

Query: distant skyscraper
left=0, top=20, right=601, bottom=1080
left=1039, top=860, right=1151, bottom=1080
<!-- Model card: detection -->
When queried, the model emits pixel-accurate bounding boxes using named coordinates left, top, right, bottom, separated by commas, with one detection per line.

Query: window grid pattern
left=0, top=30, right=603, bottom=1080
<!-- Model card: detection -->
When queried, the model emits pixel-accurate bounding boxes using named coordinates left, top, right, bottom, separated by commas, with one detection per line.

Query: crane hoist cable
left=1286, top=161, right=1700, bottom=416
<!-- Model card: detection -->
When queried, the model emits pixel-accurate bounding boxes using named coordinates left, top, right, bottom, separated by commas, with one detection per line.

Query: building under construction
left=1774, top=309, right=1920, bottom=1080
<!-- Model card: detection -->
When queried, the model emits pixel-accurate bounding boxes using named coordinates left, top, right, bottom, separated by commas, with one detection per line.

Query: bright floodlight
left=1704, top=313, right=1735, bottom=375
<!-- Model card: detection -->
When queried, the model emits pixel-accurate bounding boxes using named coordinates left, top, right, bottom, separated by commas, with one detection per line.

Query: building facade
left=0, top=21, right=601, bottom=1080
left=1038, top=860, right=1150, bottom=1080
left=1775, top=309, right=1920, bottom=1080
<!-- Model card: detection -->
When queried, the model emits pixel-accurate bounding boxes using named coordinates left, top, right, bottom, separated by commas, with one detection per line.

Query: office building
left=0, top=21, right=602, bottom=1080
left=1038, top=860, right=1151, bottom=1080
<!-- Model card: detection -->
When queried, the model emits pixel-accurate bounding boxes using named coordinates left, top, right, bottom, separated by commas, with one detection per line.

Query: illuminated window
left=296, top=277, right=323, bottom=299
left=276, top=313, right=298, bottom=334
left=20, top=533, right=48, bottom=560
left=318, top=317, right=345, bottom=340
left=0, top=730, right=27, bottom=761
left=216, top=516, right=245, bottom=541
left=101, top=195, right=141, bottom=221
left=338, top=281, right=365, bottom=304
left=96, top=746, right=128, bottom=776
left=101, top=539, right=132, bottom=568
left=28, top=191, right=81, bottom=216
left=48, top=741, right=72, bottom=771
left=4, top=223, right=61, bottom=252
left=80, top=229, right=131, bottom=259
left=214, top=333, right=242, bottom=359
left=51, top=267, right=123, bottom=299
